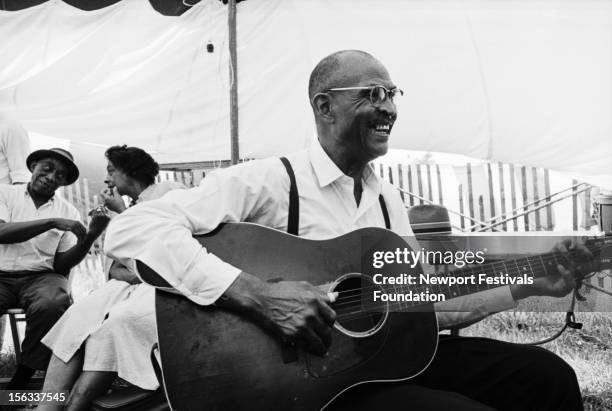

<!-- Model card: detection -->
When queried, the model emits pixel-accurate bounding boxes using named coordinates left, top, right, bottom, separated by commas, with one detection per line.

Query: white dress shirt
left=104, top=180, right=187, bottom=281
left=0, top=114, right=31, bottom=184
left=105, top=142, right=515, bottom=326
left=137, top=180, right=186, bottom=203
left=0, top=184, right=81, bottom=272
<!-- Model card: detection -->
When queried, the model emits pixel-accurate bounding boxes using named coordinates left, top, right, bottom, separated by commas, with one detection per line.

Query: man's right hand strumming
left=218, top=272, right=336, bottom=356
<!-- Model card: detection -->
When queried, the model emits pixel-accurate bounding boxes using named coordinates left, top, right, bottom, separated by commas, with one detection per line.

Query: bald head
left=308, top=50, right=386, bottom=106
left=307, top=50, right=398, bottom=173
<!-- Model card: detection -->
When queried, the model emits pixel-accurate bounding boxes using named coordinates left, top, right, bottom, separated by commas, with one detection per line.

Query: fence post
left=458, top=184, right=465, bottom=230
left=82, top=178, right=91, bottom=223
left=65, top=182, right=74, bottom=206
left=478, top=195, right=486, bottom=231
left=498, top=163, right=507, bottom=231
left=487, top=163, right=496, bottom=229
left=397, top=164, right=405, bottom=202
left=436, top=165, right=444, bottom=206
left=426, top=164, right=433, bottom=202
left=572, top=179, right=579, bottom=231
left=467, top=163, right=475, bottom=231
left=74, top=179, right=83, bottom=221
left=509, top=164, right=518, bottom=231
left=407, top=165, right=414, bottom=206
left=521, top=166, right=529, bottom=231
left=532, top=167, right=541, bottom=231
left=544, top=169, right=553, bottom=230
left=416, top=164, right=424, bottom=205
left=583, top=185, right=592, bottom=229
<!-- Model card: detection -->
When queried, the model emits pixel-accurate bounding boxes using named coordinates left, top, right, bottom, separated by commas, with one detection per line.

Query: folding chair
left=2, top=308, right=25, bottom=363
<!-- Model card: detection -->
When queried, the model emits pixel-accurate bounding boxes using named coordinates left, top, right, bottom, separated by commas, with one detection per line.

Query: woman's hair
left=105, top=145, right=159, bottom=186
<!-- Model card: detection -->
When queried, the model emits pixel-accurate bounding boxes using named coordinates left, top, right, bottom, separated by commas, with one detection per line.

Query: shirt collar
left=309, top=141, right=344, bottom=188
left=135, top=184, right=155, bottom=204
left=308, top=140, right=381, bottom=192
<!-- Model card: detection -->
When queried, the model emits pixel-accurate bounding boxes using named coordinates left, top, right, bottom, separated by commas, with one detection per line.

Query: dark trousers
left=329, top=335, right=583, bottom=411
left=0, top=272, right=71, bottom=370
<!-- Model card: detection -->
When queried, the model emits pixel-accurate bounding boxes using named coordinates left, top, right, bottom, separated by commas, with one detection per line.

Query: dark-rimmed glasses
left=326, top=85, right=403, bottom=106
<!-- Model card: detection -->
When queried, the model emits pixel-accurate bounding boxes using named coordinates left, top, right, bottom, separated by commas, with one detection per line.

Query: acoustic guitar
left=137, top=223, right=609, bottom=411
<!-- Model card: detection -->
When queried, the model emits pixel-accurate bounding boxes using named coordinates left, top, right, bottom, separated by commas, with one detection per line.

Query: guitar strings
left=328, top=243, right=608, bottom=321
left=330, top=247, right=589, bottom=302
left=330, top=244, right=602, bottom=302
left=325, top=245, right=604, bottom=314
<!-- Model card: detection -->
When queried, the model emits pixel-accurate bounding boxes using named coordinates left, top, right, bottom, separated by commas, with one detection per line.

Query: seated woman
left=38, top=145, right=184, bottom=411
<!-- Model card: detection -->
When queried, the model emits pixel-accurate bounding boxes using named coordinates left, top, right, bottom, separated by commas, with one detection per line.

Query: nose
left=48, top=170, right=59, bottom=182
left=377, top=97, right=397, bottom=121
left=45, top=171, right=61, bottom=187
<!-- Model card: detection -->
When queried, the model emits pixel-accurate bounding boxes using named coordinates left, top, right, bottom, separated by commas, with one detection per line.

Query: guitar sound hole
left=331, top=274, right=388, bottom=338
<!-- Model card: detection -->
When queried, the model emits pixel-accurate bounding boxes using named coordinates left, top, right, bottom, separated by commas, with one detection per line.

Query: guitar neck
left=430, top=250, right=566, bottom=300
left=388, top=237, right=609, bottom=307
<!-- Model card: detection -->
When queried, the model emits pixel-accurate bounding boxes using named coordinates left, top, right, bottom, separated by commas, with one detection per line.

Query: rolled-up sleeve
left=104, top=159, right=282, bottom=305
left=56, top=206, right=81, bottom=252
left=402, top=235, right=517, bottom=329
left=0, top=187, right=9, bottom=222
left=4, top=123, right=31, bottom=184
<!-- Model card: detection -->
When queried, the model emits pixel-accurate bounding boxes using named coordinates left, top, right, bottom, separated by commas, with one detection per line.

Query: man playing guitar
left=105, top=50, right=584, bottom=410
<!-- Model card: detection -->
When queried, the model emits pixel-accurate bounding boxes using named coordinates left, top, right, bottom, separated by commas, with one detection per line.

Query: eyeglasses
left=326, top=85, right=403, bottom=106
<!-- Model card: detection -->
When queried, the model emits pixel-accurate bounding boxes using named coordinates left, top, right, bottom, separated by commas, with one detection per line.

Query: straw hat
left=408, top=204, right=452, bottom=234
left=26, top=148, right=79, bottom=185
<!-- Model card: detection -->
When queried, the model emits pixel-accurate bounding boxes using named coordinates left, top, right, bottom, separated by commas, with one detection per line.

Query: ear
left=312, top=93, right=334, bottom=123
left=28, top=161, right=36, bottom=172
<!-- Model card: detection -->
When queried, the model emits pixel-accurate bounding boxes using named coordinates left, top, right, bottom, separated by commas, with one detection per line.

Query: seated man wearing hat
left=0, top=148, right=110, bottom=389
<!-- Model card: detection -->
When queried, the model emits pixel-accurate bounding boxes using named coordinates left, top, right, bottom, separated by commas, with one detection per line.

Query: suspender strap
left=280, top=156, right=387, bottom=233
left=279, top=157, right=299, bottom=236
left=379, top=194, right=391, bottom=230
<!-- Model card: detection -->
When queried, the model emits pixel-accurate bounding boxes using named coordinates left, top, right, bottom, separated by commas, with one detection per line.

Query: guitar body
left=151, top=223, right=438, bottom=411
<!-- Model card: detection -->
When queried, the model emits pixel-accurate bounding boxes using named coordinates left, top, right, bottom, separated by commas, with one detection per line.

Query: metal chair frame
left=2, top=308, right=25, bottom=363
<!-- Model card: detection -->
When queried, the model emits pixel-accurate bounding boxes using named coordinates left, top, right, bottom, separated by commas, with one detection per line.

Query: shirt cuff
left=434, top=286, right=517, bottom=328
left=135, top=249, right=242, bottom=306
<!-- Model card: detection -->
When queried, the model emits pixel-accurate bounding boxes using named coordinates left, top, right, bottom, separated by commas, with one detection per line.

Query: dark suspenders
left=279, top=157, right=391, bottom=234
left=279, top=157, right=300, bottom=236
left=378, top=194, right=391, bottom=230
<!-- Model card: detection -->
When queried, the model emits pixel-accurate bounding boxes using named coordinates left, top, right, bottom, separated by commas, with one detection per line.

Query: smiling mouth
left=370, top=122, right=392, bottom=136
left=39, top=183, right=54, bottom=192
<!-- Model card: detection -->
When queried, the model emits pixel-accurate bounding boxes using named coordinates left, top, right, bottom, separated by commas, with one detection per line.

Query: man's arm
left=104, top=161, right=283, bottom=305
left=53, top=209, right=109, bottom=275
left=437, top=240, right=591, bottom=329
left=3, top=121, right=31, bottom=184
left=509, top=240, right=592, bottom=301
left=0, top=218, right=86, bottom=244
left=105, top=161, right=336, bottom=355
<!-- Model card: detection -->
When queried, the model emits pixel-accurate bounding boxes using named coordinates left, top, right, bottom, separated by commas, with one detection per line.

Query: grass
left=462, top=311, right=612, bottom=411
left=0, top=350, right=16, bottom=378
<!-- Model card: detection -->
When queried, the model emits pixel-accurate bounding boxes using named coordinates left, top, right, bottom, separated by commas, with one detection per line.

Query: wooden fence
left=56, top=179, right=105, bottom=297
left=59, top=161, right=601, bottom=236
left=375, top=162, right=599, bottom=233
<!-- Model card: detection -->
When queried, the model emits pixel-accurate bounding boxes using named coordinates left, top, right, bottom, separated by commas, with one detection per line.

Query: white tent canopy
left=1, top=0, right=610, bottom=186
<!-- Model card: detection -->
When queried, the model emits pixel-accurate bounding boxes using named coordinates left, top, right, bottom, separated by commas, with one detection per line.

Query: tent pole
left=228, top=0, right=239, bottom=164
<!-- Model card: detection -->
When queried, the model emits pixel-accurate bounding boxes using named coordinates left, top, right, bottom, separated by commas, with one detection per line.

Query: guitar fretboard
left=393, top=251, right=567, bottom=306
